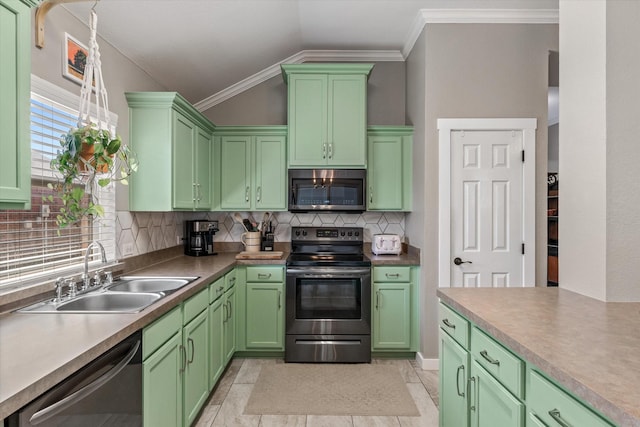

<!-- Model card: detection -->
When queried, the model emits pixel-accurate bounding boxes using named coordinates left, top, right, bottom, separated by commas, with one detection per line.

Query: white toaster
left=371, top=234, right=402, bottom=255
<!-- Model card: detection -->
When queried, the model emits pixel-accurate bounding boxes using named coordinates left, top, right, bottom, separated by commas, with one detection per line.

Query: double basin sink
left=19, top=276, right=199, bottom=314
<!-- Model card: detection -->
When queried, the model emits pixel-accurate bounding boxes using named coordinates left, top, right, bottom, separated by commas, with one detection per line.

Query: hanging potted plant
left=47, top=9, right=138, bottom=229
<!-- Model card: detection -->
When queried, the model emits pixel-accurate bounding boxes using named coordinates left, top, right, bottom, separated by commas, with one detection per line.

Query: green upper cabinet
left=214, top=126, right=287, bottom=211
left=282, top=64, right=373, bottom=168
left=125, top=92, right=215, bottom=211
left=0, top=0, right=37, bottom=210
left=367, top=126, right=413, bottom=211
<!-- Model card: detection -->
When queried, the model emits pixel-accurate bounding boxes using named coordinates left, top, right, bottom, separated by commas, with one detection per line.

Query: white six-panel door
left=439, top=119, right=537, bottom=288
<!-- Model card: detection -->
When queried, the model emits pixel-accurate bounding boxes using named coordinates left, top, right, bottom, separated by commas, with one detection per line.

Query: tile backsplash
left=115, top=211, right=405, bottom=259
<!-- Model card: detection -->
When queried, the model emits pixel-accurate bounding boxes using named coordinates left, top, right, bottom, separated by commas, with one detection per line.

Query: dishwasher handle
left=29, top=339, right=140, bottom=425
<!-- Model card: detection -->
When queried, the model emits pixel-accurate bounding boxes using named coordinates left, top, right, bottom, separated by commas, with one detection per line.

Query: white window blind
left=0, top=76, right=117, bottom=289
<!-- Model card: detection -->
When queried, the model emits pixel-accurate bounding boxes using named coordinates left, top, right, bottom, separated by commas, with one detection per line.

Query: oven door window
left=296, top=278, right=361, bottom=319
left=291, top=178, right=363, bottom=207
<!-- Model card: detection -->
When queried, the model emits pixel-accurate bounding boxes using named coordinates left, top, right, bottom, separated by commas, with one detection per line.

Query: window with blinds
left=0, top=77, right=117, bottom=290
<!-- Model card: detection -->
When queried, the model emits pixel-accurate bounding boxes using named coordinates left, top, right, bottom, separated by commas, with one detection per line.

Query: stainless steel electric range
left=285, top=226, right=372, bottom=363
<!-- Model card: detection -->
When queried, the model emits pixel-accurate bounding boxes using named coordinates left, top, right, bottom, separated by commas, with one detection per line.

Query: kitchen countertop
left=438, top=287, right=640, bottom=427
left=0, top=249, right=417, bottom=419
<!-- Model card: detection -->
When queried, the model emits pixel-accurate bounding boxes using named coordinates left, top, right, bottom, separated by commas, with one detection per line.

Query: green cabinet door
left=439, top=331, right=469, bottom=427
left=172, top=111, right=196, bottom=209
left=219, top=135, right=252, bottom=210
left=287, top=74, right=328, bottom=166
left=143, top=332, right=183, bottom=427
left=0, top=0, right=34, bottom=210
left=182, top=309, right=209, bottom=427
left=470, top=361, right=524, bottom=427
left=327, top=74, right=367, bottom=166
left=282, top=64, right=372, bottom=168
left=223, top=286, right=236, bottom=364
left=195, top=127, right=212, bottom=209
left=367, top=127, right=413, bottom=211
left=372, top=283, right=411, bottom=349
left=255, top=135, right=286, bottom=210
left=245, top=283, right=284, bottom=349
left=208, top=296, right=224, bottom=389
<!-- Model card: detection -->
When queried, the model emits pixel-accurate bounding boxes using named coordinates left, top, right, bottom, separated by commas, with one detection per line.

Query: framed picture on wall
left=63, top=33, right=91, bottom=86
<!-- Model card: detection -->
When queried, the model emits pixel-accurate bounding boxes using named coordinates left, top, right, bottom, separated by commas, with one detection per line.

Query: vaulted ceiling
left=62, top=0, right=558, bottom=106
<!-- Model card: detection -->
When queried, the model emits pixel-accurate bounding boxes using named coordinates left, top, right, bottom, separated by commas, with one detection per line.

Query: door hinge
left=522, top=243, right=525, bottom=255
left=521, top=150, right=525, bottom=162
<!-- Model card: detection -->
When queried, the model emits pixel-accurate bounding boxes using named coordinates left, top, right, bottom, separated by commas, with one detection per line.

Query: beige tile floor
left=194, top=358, right=439, bottom=427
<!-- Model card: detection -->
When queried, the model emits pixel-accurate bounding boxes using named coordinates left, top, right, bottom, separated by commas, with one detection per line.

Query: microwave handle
left=29, top=340, right=140, bottom=425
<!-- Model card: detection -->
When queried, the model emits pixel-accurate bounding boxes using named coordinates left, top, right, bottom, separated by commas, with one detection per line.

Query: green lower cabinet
left=439, top=331, right=470, bottom=427
left=372, top=282, right=411, bottom=349
left=245, top=282, right=284, bottom=349
left=143, top=332, right=183, bottom=427
left=223, top=285, right=236, bottom=364
left=208, top=296, right=225, bottom=389
left=528, top=370, right=614, bottom=427
left=182, top=309, right=209, bottom=427
left=470, top=360, right=525, bottom=427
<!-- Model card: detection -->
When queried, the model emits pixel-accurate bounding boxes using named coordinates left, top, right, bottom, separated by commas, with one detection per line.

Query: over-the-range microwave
left=288, top=169, right=366, bottom=212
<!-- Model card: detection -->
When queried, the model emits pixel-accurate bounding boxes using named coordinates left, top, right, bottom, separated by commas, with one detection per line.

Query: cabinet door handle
left=197, top=183, right=201, bottom=202
left=480, top=350, right=500, bottom=366
left=227, top=300, right=232, bottom=318
left=322, top=143, right=327, bottom=159
left=456, top=365, right=466, bottom=397
left=468, top=376, right=476, bottom=411
left=192, top=183, right=197, bottom=202
left=245, top=186, right=250, bottom=202
left=256, top=186, right=262, bottom=202
left=548, top=409, right=572, bottom=427
left=385, top=273, right=400, bottom=279
left=369, top=186, right=373, bottom=203
left=442, top=318, right=456, bottom=329
left=258, top=273, right=271, bottom=279
left=187, top=338, right=195, bottom=364
left=328, top=143, right=333, bottom=159
left=179, top=344, right=187, bottom=373
left=222, top=303, right=228, bottom=323
left=278, top=290, right=282, bottom=309
left=375, top=290, right=381, bottom=309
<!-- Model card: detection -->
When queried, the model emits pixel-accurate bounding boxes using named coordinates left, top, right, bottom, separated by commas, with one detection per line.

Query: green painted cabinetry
left=208, top=277, right=225, bottom=389
left=244, top=266, right=285, bottom=350
left=282, top=64, right=373, bottom=168
left=367, top=126, right=413, bottom=211
left=439, top=303, right=615, bottom=427
left=182, top=308, right=209, bottom=427
left=223, top=274, right=236, bottom=364
left=0, top=0, right=37, bottom=210
left=125, top=92, right=215, bottom=211
left=214, top=127, right=287, bottom=211
left=371, top=266, right=419, bottom=352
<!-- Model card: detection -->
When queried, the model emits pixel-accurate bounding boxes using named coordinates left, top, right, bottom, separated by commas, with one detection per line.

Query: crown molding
left=402, top=8, right=559, bottom=58
left=194, top=49, right=403, bottom=112
left=197, top=8, right=559, bottom=112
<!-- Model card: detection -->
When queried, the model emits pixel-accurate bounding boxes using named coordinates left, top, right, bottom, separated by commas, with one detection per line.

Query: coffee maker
left=184, top=220, right=219, bottom=256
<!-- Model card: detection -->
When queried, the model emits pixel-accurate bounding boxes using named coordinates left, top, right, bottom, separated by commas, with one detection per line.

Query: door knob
left=453, top=257, right=472, bottom=265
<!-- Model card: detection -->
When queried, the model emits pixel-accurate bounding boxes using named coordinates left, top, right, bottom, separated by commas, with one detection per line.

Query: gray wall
left=203, top=61, right=406, bottom=126
left=410, top=23, right=558, bottom=360
left=30, top=6, right=167, bottom=210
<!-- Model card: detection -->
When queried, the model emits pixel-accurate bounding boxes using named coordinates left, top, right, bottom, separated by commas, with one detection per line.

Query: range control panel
left=291, top=226, right=364, bottom=242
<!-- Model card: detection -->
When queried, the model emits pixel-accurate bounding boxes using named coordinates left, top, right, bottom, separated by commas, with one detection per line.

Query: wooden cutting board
left=235, top=251, right=284, bottom=260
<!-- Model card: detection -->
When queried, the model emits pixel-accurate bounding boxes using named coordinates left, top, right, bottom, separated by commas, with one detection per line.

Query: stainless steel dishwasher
left=7, top=331, right=142, bottom=427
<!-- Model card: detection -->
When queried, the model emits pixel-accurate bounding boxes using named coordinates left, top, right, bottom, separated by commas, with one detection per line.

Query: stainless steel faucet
left=83, top=241, right=108, bottom=289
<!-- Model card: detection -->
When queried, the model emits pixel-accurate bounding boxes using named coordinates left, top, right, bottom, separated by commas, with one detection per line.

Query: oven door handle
left=286, top=268, right=371, bottom=276
left=29, top=339, right=140, bottom=425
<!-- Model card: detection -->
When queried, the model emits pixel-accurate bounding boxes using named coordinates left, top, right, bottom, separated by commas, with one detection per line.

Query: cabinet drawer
left=471, top=327, right=524, bottom=399
left=246, top=266, right=284, bottom=282
left=143, top=306, right=181, bottom=360
left=438, top=303, right=469, bottom=349
left=183, top=288, right=208, bottom=325
left=209, top=276, right=225, bottom=303
left=373, top=266, right=411, bottom=282
left=225, top=270, right=237, bottom=291
left=529, top=370, right=613, bottom=427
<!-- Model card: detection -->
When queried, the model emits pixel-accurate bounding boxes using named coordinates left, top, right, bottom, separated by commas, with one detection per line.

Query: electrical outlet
left=176, top=235, right=182, bottom=245
left=41, top=204, right=50, bottom=218
left=122, top=243, right=134, bottom=256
